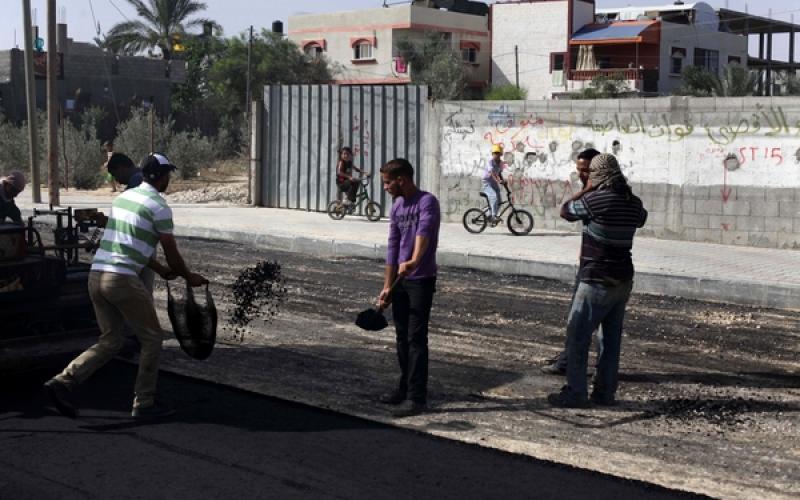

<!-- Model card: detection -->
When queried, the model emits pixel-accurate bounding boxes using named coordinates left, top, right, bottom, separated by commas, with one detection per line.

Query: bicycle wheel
left=327, top=200, right=346, bottom=220
left=365, top=201, right=382, bottom=221
left=462, top=208, right=488, bottom=234
left=507, top=209, right=534, bottom=235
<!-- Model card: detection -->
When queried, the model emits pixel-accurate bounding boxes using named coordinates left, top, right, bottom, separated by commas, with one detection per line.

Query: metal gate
left=259, top=85, right=427, bottom=215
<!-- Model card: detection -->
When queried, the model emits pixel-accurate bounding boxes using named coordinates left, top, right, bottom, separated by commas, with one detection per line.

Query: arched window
left=351, top=37, right=376, bottom=61
left=302, top=40, right=326, bottom=60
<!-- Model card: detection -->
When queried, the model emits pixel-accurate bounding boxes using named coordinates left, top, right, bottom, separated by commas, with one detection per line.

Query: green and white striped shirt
left=91, top=182, right=174, bottom=276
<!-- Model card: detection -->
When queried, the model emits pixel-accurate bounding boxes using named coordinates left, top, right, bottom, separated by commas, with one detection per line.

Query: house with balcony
left=287, top=1, right=490, bottom=89
left=492, top=0, right=799, bottom=98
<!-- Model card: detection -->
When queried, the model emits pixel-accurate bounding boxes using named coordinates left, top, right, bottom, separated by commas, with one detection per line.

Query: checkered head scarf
left=588, top=153, right=623, bottom=188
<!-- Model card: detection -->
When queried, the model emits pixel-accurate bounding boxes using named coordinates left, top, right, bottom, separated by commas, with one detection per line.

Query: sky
left=4, top=0, right=800, bottom=59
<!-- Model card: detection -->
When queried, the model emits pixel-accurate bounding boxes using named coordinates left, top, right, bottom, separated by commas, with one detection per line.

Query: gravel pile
left=167, top=182, right=248, bottom=204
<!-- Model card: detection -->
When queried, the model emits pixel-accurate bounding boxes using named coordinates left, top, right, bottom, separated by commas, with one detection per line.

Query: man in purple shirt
left=377, top=158, right=440, bottom=417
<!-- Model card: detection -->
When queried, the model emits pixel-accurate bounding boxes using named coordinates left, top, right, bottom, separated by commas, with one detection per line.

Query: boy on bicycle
left=483, top=144, right=505, bottom=226
left=336, top=147, right=367, bottom=206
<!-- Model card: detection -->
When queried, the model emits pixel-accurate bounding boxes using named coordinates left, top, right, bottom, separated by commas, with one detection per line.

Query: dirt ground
left=142, top=238, right=800, bottom=500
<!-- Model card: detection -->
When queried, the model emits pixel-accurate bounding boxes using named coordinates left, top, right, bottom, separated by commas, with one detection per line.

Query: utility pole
left=149, top=106, right=155, bottom=153
left=246, top=25, right=253, bottom=118
left=47, top=0, right=59, bottom=206
left=514, top=45, right=520, bottom=89
left=246, top=25, right=253, bottom=205
left=22, top=0, right=41, bottom=202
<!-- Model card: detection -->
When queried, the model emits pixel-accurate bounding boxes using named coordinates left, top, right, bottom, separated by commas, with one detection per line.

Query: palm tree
left=104, top=0, right=218, bottom=60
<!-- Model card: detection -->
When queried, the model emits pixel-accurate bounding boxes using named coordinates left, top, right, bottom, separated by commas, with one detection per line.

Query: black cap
left=140, top=153, right=177, bottom=181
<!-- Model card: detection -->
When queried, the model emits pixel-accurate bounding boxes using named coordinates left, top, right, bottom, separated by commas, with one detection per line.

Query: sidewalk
left=18, top=190, right=800, bottom=310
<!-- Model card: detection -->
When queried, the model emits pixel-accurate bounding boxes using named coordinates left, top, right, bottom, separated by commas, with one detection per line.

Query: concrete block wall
left=431, top=97, right=800, bottom=249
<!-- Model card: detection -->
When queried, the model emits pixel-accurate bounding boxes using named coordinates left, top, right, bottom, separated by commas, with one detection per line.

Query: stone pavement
left=18, top=190, right=800, bottom=310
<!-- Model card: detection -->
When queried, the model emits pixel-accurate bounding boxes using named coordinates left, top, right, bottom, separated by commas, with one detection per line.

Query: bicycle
left=327, top=176, right=382, bottom=222
left=462, top=183, right=534, bottom=235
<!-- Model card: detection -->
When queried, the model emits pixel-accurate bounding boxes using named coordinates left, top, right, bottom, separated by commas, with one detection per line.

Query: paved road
left=16, top=191, right=800, bottom=309
left=0, top=362, right=704, bottom=500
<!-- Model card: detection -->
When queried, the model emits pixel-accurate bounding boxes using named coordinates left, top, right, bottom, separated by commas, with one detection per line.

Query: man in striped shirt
left=45, top=153, right=207, bottom=420
left=548, top=153, right=647, bottom=408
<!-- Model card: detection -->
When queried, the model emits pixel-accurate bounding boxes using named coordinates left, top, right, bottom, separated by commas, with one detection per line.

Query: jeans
left=337, top=179, right=358, bottom=203
left=391, top=277, right=436, bottom=403
left=55, top=271, right=165, bottom=409
left=481, top=181, right=501, bottom=218
left=565, top=280, right=633, bottom=399
left=554, top=276, right=602, bottom=370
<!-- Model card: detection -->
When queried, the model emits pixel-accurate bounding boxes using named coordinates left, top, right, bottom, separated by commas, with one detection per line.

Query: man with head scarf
left=0, top=171, right=26, bottom=224
left=549, top=153, right=647, bottom=408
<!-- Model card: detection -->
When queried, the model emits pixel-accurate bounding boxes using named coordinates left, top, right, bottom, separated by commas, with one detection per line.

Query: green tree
left=104, top=0, right=219, bottom=60
left=573, top=73, right=630, bottom=99
left=396, top=33, right=469, bottom=100
left=673, top=64, right=756, bottom=97
left=206, top=31, right=333, bottom=118
left=485, top=84, right=528, bottom=101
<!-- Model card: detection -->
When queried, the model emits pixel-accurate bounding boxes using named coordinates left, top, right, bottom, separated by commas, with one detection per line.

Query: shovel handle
left=377, top=276, right=403, bottom=312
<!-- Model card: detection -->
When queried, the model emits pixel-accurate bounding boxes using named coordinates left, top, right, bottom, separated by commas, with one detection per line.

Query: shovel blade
left=355, top=308, right=388, bottom=331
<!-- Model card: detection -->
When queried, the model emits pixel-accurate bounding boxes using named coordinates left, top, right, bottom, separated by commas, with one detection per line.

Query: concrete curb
left=177, top=225, right=800, bottom=311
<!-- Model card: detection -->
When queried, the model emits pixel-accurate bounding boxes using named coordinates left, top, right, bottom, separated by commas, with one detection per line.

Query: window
left=354, top=42, right=373, bottom=60
left=694, top=48, right=720, bottom=74
left=462, top=47, right=477, bottom=63
left=670, top=47, right=686, bottom=75
left=304, top=44, right=323, bottom=60
left=550, top=52, right=565, bottom=73
left=728, top=55, right=741, bottom=65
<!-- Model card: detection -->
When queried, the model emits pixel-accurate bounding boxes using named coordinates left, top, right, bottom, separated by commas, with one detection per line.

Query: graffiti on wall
left=441, top=104, right=800, bottom=208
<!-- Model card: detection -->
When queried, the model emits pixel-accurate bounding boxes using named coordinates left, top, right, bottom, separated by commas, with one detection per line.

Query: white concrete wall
left=491, top=1, right=570, bottom=100
left=658, top=22, right=749, bottom=95
left=433, top=97, right=800, bottom=248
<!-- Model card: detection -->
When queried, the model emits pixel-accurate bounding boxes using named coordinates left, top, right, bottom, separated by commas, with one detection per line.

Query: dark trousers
left=337, top=179, right=358, bottom=202
left=391, top=277, right=436, bottom=403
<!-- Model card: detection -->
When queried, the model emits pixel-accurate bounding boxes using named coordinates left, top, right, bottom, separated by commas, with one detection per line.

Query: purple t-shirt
left=386, top=190, right=440, bottom=280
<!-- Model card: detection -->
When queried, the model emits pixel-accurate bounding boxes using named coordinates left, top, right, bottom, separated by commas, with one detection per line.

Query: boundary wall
left=428, top=97, right=800, bottom=248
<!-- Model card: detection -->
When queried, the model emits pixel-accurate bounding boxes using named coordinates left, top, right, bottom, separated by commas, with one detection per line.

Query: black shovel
left=355, top=277, right=402, bottom=331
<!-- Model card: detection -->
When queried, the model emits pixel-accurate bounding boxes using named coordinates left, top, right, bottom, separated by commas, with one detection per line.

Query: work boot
left=547, top=386, right=590, bottom=409
left=44, top=379, right=78, bottom=419
left=392, top=400, right=427, bottom=418
left=378, top=389, right=407, bottom=405
left=132, top=401, right=175, bottom=420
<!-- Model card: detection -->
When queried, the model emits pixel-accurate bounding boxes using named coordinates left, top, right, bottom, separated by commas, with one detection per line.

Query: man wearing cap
left=548, top=153, right=647, bottom=408
left=45, top=153, right=208, bottom=420
left=0, top=171, right=26, bottom=224
left=106, top=152, right=144, bottom=191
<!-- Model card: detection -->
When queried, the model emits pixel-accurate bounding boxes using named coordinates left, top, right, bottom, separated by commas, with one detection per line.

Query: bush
left=167, top=130, right=215, bottom=179
left=61, top=108, right=106, bottom=189
left=485, top=84, right=528, bottom=101
left=115, top=107, right=172, bottom=165
left=0, top=114, right=30, bottom=174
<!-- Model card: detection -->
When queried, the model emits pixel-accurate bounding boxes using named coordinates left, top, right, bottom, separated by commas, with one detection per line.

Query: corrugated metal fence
left=259, top=85, right=427, bottom=216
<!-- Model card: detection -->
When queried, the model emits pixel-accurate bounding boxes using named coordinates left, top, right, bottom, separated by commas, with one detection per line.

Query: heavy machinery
left=0, top=207, right=105, bottom=370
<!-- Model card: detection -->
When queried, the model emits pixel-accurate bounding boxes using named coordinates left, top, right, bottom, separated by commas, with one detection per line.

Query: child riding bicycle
left=336, top=147, right=368, bottom=206
left=483, top=144, right=506, bottom=226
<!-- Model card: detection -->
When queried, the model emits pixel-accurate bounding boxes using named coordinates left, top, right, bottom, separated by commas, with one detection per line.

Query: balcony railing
left=569, top=68, right=643, bottom=81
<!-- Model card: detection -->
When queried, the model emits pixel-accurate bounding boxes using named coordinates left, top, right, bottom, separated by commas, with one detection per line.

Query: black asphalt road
left=0, top=362, right=706, bottom=500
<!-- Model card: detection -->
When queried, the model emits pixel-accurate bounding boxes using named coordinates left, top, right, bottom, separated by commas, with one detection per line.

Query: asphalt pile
left=226, top=260, right=287, bottom=340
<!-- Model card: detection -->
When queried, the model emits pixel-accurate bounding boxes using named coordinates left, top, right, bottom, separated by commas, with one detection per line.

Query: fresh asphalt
left=0, top=361, right=707, bottom=500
